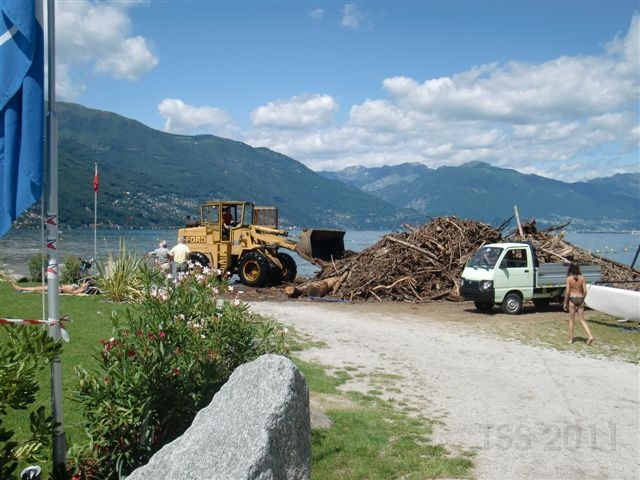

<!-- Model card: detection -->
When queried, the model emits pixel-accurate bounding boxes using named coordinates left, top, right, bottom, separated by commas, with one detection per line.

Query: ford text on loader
left=460, top=242, right=601, bottom=314
left=178, top=201, right=345, bottom=288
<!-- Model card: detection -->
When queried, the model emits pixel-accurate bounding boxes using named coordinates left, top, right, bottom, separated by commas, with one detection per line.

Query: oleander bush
left=70, top=265, right=289, bottom=479
left=0, top=328, right=61, bottom=479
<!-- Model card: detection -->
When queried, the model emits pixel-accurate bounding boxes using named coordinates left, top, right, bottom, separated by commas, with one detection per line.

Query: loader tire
left=190, top=252, right=210, bottom=268
left=269, top=267, right=284, bottom=285
left=238, top=251, right=270, bottom=287
left=277, top=252, right=297, bottom=283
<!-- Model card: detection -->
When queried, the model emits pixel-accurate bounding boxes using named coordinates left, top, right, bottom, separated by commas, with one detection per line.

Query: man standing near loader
left=170, top=237, right=191, bottom=274
left=147, top=240, right=172, bottom=274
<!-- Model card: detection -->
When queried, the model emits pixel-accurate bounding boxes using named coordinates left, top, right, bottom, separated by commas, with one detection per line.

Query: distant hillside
left=19, top=102, right=424, bottom=230
left=321, top=162, right=640, bottom=230
left=321, top=163, right=432, bottom=191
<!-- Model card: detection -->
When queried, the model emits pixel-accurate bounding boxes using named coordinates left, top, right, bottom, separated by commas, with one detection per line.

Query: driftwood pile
left=286, top=217, right=639, bottom=302
left=520, top=225, right=639, bottom=288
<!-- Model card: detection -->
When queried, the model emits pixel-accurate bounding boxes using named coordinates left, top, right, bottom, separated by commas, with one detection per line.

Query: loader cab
left=201, top=203, right=220, bottom=229
left=221, top=202, right=252, bottom=236
left=200, top=202, right=250, bottom=240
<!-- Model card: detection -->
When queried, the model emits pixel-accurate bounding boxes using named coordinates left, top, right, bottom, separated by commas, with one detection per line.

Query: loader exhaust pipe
left=296, top=229, right=345, bottom=263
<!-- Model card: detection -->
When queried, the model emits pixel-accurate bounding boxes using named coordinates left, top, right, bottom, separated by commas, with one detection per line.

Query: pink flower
left=159, top=331, right=166, bottom=340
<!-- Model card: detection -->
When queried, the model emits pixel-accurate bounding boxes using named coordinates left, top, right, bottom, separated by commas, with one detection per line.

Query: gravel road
left=249, top=300, right=639, bottom=480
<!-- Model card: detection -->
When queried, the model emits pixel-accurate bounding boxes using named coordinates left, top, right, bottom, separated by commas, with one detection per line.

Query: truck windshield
left=468, top=247, right=503, bottom=269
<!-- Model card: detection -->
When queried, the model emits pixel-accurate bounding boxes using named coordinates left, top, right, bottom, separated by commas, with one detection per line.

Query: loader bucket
left=296, top=229, right=345, bottom=263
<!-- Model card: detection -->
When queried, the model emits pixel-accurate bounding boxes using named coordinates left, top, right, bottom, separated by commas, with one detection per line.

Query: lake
left=0, top=228, right=638, bottom=279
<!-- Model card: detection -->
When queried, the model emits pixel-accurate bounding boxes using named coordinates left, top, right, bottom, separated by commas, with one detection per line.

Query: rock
left=309, top=399, right=333, bottom=430
left=127, top=354, right=311, bottom=480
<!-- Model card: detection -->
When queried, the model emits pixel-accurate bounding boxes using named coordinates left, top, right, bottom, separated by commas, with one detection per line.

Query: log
left=372, top=276, right=414, bottom=291
left=331, top=271, right=349, bottom=294
left=307, top=276, right=342, bottom=298
left=384, top=235, right=439, bottom=261
left=514, top=205, right=524, bottom=237
left=284, top=285, right=305, bottom=298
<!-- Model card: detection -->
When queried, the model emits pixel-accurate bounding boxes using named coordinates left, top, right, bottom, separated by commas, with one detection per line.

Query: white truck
left=459, top=242, right=601, bottom=314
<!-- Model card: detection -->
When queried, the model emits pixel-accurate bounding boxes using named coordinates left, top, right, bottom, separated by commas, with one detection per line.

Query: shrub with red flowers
left=70, top=267, right=288, bottom=479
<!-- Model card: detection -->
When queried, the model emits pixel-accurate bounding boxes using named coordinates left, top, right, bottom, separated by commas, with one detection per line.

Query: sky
left=49, top=0, right=639, bottom=182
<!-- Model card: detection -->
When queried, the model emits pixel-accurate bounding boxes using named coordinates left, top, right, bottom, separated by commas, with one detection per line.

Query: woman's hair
left=567, top=263, right=582, bottom=276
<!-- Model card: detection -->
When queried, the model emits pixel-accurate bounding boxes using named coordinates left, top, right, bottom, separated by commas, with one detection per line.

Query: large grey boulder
left=127, top=354, right=311, bottom=480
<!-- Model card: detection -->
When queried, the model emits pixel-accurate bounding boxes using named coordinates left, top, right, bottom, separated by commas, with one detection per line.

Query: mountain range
left=41, top=102, right=419, bottom=230
left=14, top=102, right=639, bottom=231
left=320, top=162, right=639, bottom=231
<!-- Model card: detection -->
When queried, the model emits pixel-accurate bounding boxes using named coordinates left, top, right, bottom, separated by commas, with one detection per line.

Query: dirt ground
left=244, top=290, right=639, bottom=480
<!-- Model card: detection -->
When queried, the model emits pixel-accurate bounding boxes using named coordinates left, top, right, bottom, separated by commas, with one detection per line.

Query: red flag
left=93, top=164, right=99, bottom=192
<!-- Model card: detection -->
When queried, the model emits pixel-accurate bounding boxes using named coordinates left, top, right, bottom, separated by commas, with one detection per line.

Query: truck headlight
left=479, top=280, right=493, bottom=292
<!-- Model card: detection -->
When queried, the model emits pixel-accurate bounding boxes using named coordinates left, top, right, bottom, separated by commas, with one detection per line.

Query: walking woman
left=564, top=263, right=595, bottom=345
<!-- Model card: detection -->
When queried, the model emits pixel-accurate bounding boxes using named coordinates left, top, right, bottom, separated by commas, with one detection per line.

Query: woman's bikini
left=568, top=275, right=586, bottom=307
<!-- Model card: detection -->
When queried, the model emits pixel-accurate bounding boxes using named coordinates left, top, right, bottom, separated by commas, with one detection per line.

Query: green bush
left=0, top=327, right=62, bottom=478
left=71, top=267, right=288, bottom=479
left=97, top=239, right=146, bottom=303
left=61, top=256, right=83, bottom=285
left=28, top=253, right=47, bottom=283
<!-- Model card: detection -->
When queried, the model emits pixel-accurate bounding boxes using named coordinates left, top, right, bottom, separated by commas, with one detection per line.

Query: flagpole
left=45, top=0, right=67, bottom=471
left=94, top=162, right=97, bottom=271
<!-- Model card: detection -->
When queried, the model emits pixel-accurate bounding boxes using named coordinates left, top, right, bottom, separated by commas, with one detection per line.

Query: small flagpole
left=94, top=162, right=97, bottom=271
left=46, top=0, right=67, bottom=471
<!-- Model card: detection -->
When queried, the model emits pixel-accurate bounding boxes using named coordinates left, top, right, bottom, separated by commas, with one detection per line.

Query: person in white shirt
left=170, top=237, right=191, bottom=274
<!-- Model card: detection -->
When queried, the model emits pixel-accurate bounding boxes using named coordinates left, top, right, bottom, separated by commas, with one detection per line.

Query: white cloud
left=158, top=99, right=236, bottom=136
left=250, top=94, right=338, bottom=129
left=341, top=3, right=370, bottom=31
left=53, top=0, right=157, bottom=99
left=309, top=8, right=325, bottom=20
left=144, top=14, right=637, bottom=182
left=242, top=14, right=639, bottom=182
left=348, top=100, right=419, bottom=132
left=94, top=36, right=158, bottom=80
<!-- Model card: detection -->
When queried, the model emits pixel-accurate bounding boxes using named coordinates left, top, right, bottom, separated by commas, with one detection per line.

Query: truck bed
left=536, top=264, right=601, bottom=287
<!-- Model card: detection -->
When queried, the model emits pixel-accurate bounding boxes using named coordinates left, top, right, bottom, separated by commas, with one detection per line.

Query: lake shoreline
left=1, top=230, right=638, bottom=279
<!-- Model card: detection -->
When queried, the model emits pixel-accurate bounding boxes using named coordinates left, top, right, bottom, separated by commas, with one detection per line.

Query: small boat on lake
left=586, top=284, right=640, bottom=322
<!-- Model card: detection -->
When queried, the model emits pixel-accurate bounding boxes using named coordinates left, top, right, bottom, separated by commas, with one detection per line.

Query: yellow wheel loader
left=177, top=201, right=345, bottom=287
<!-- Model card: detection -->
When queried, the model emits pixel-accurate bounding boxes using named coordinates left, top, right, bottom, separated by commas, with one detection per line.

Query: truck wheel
left=238, top=251, right=270, bottom=287
left=190, top=252, right=210, bottom=268
left=474, top=301, right=494, bottom=312
left=502, top=292, right=523, bottom=315
left=277, top=252, right=297, bottom=283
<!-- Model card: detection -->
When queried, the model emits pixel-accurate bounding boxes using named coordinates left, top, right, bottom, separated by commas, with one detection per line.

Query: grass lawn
left=295, top=359, right=474, bottom=479
left=1, top=281, right=128, bottom=444
left=483, top=309, right=639, bottom=364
